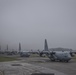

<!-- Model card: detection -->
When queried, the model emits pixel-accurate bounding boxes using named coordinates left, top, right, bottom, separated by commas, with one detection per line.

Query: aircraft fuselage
left=49, top=52, right=71, bottom=62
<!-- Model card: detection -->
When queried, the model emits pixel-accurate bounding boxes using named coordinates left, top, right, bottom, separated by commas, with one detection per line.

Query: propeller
left=70, top=52, right=74, bottom=57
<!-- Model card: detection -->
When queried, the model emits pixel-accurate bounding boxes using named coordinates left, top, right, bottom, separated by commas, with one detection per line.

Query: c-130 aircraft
left=40, top=39, right=72, bottom=62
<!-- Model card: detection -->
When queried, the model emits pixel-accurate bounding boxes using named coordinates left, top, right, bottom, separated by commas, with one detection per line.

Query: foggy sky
left=0, top=0, right=76, bottom=50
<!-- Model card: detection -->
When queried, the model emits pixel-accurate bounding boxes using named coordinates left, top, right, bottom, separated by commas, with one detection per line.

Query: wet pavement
left=0, top=61, right=67, bottom=75
left=19, top=57, right=76, bottom=75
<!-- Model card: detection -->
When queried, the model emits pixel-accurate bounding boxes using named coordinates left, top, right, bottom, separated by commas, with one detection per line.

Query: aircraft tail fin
left=44, top=39, right=48, bottom=51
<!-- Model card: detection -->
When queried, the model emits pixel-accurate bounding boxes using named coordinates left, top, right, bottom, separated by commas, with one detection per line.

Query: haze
left=0, top=0, right=76, bottom=50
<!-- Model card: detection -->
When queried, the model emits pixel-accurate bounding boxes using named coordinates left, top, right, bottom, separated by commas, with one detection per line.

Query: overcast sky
left=0, top=0, right=76, bottom=50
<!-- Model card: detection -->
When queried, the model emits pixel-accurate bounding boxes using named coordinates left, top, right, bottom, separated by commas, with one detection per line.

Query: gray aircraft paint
left=44, top=39, right=71, bottom=62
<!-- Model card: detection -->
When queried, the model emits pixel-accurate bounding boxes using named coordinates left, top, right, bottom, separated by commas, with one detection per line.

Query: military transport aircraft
left=20, top=51, right=30, bottom=57
left=39, top=39, right=72, bottom=62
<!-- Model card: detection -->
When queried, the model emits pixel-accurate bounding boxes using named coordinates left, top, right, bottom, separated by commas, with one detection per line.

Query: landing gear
left=40, top=52, right=43, bottom=57
left=59, top=60, right=69, bottom=62
left=51, top=58, right=55, bottom=61
left=59, top=60, right=62, bottom=62
left=65, top=60, right=69, bottom=62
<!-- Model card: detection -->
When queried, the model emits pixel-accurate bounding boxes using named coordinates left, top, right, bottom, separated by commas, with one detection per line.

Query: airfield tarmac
left=0, top=55, right=76, bottom=75
left=19, top=56, right=76, bottom=75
